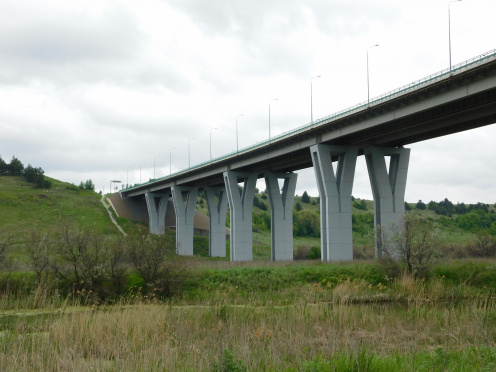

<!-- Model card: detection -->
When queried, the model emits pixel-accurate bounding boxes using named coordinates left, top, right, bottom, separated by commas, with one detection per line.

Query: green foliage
left=8, top=156, right=24, bottom=176
left=0, top=156, right=8, bottom=175
left=259, top=201, right=268, bottom=211
left=252, top=212, right=271, bottom=232
left=352, top=213, right=374, bottom=236
left=416, top=199, right=426, bottom=210
left=213, top=348, right=247, bottom=372
left=378, top=212, right=443, bottom=279
left=253, top=195, right=260, bottom=208
left=308, top=246, right=321, bottom=260
left=352, top=199, right=367, bottom=210
left=84, top=179, right=95, bottom=191
left=294, top=202, right=302, bottom=211
left=294, top=210, right=320, bottom=237
left=23, top=164, right=51, bottom=189
left=301, top=191, right=311, bottom=203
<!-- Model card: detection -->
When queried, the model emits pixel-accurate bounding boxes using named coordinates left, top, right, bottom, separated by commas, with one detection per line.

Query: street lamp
left=310, top=76, right=321, bottom=123
left=236, top=114, right=245, bottom=152
left=139, top=161, right=146, bottom=184
left=169, top=147, right=176, bottom=175
left=269, top=98, right=278, bottom=141
left=367, top=44, right=379, bottom=106
left=449, top=0, right=462, bottom=72
left=210, top=127, right=218, bottom=160
left=110, top=180, right=121, bottom=194
left=188, top=138, right=195, bottom=168
left=153, top=154, right=161, bottom=180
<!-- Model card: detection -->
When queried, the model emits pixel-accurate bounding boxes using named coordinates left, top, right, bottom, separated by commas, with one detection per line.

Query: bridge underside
left=120, top=54, right=496, bottom=262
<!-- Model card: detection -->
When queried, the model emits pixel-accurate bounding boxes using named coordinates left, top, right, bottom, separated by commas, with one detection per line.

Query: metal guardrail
left=123, top=48, right=496, bottom=192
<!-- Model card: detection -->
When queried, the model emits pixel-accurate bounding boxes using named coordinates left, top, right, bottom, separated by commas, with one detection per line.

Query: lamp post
left=367, top=44, right=379, bottom=106
left=210, top=127, right=217, bottom=160
left=236, top=114, right=245, bottom=152
left=310, top=76, right=321, bottom=123
left=449, top=0, right=462, bottom=72
left=110, top=180, right=121, bottom=194
left=188, top=138, right=195, bottom=168
left=153, top=154, right=161, bottom=179
left=269, top=98, right=278, bottom=141
left=139, top=161, right=146, bottom=184
left=169, top=147, right=176, bottom=175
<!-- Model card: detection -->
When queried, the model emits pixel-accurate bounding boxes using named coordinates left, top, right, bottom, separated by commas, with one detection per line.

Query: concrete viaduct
left=120, top=49, right=496, bottom=262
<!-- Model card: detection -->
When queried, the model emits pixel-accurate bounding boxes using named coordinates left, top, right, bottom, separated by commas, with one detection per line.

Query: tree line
left=0, top=155, right=51, bottom=189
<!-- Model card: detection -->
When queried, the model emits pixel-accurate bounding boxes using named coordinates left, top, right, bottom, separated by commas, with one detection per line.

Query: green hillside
left=1, top=175, right=494, bottom=261
left=0, top=176, right=144, bottom=241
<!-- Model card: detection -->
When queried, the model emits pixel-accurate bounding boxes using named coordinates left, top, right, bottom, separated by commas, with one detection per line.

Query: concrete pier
left=171, top=186, right=198, bottom=255
left=311, top=144, right=358, bottom=261
left=365, top=146, right=410, bottom=258
left=204, top=186, right=228, bottom=257
left=223, top=170, right=257, bottom=261
left=264, top=172, right=298, bottom=261
left=145, top=192, right=169, bottom=234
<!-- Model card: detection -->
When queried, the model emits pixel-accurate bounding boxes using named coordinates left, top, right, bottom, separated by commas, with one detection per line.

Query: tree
left=301, top=191, right=310, bottom=203
left=416, top=200, right=426, bottom=210
left=8, top=156, right=24, bottom=176
left=378, top=212, right=443, bottom=279
left=84, top=179, right=95, bottom=191
left=253, top=195, right=261, bottom=208
left=294, top=202, right=302, bottom=212
left=0, top=156, right=8, bottom=176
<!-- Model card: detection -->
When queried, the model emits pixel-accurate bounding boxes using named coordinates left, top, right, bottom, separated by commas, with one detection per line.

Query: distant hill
left=0, top=176, right=143, bottom=239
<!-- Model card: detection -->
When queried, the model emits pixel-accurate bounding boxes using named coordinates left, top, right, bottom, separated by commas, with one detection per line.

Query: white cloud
left=0, top=0, right=495, bottom=204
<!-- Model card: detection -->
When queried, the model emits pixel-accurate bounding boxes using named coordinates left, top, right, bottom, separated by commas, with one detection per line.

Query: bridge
left=120, top=49, right=496, bottom=261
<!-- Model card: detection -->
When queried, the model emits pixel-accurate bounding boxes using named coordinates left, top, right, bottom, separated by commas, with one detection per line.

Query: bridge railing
left=122, top=48, right=496, bottom=192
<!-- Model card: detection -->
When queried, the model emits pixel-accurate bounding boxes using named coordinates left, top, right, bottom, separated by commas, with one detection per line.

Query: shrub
left=308, top=246, right=321, bottom=260
left=294, top=245, right=311, bottom=260
left=378, top=212, right=443, bottom=279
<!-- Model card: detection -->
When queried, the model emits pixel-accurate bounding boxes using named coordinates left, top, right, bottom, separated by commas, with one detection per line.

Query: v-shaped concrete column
left=205, top=186, right=228, bottom=257
left=310, top=144, right=358, bottom=261
left=171, top=185, right=198, bottom=255
left=223, top=170, right=257, bottom=261
left=264, top=172, right=298, bottom=261
left=145, top=192, right=170, bottom=235
left=364, top=147, right=410, bottom=258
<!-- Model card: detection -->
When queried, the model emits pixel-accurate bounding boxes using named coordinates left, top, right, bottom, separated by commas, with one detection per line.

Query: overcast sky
left=1, top=0, right=495, bottom=204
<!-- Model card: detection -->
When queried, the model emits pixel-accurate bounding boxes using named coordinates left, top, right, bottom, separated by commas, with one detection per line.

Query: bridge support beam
left=364, top=147, right=410, bottom=258
left=264, top=172, right=298, bottom=261
left=223, top=170, right=257, bottom=261
left=171, top=185, right=198, bottom=256
left=311, top=144, right=358, bottom=261
left=145, top=192, right=170, bottom=235
left=205, top=186, right=228, bottom=257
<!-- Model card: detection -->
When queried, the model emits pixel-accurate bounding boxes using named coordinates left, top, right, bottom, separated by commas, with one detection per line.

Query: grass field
left=1, top=176, right=496, bottom=370
left=1, top=260, right=496, bottom=371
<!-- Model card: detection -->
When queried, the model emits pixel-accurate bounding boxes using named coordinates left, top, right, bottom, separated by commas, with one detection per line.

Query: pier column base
left=171, top=186, right=198, bottom=256
left=365, top=146, right=410, bottom=258
left=145, top=192, right=170, bottom=235
left=311, top=144, right=358, bottom=261
left=223, top=170, right=257, bottom=261
left=205, top=186, right=228, bottom=257
left=264, top=172, right=298, bottom=261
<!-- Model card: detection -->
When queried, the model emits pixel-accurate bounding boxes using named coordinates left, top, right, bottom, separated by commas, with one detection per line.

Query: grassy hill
left=1, top=175, right=491, bottom=261
left=0, top=176, right=144, bottom=242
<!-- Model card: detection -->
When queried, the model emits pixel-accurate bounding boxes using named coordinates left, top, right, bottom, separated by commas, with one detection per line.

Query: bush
left=378, top=212, right=443, bottom=279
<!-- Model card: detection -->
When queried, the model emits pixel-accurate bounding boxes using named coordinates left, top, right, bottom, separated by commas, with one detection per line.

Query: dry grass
left=1, top=280, right=495, bottom=371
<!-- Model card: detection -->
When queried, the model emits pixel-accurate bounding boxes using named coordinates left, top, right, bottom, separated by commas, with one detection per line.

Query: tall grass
left=1, top=275, right=495, bottom=371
